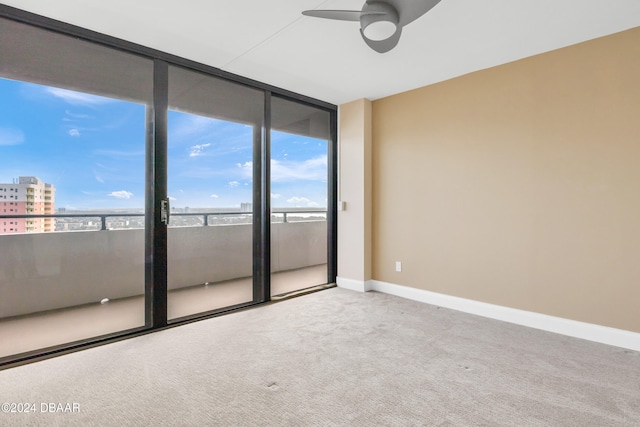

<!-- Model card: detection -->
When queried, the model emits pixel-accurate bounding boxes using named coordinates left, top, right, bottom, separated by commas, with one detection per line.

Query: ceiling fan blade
left=301, top=10, right=362, bottom=21
left=368, top=0, right=442, bottom=26
left=360, top=26, right=402, bottom=53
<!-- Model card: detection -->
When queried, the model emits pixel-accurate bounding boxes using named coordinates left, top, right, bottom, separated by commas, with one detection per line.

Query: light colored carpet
left=1, top=288, right=639, bottom=426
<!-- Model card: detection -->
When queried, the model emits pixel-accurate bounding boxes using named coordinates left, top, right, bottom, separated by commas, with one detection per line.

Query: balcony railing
left=0, top=209, right=328, bottom=319
left=0, top=209, right=326, bottom=231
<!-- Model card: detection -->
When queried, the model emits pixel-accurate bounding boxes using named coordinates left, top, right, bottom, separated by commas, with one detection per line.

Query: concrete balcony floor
left=0, top=264, right=328, bottom=359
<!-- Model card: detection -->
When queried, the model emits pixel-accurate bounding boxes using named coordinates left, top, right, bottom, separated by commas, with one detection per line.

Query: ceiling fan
left=302, top=0, right=442, bottom=53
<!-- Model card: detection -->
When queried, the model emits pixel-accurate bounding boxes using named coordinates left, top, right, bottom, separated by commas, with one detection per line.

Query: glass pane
left=167, top=66, right=262, bottom=320
left=270, top=97, right=330, bottom=296
left=0, top=18, right=152, bottom=359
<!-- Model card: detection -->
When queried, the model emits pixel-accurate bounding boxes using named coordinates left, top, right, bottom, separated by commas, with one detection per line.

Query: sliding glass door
left=0, top=17, right=152, bottom=358
left=270, top=97, right=332, bottom=296
left=166, top=66, right=263, bottom=320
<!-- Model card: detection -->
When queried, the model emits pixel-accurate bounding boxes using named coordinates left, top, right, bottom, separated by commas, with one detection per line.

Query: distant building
left=241, top=202, right=252, bottom=212
left=0, top=176, right=56, bottom=234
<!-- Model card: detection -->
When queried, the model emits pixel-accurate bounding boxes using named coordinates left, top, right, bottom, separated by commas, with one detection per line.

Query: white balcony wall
left=0, top=221, right=327, bottom=318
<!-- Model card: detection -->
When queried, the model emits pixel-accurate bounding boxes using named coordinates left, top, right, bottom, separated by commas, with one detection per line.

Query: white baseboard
left=367, top=280, right=640, bottom=352
left=336, top=277, right=372, bottom=292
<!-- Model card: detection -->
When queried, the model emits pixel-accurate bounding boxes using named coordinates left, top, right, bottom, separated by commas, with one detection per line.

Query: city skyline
left=0, top=78, right=328, bottom=210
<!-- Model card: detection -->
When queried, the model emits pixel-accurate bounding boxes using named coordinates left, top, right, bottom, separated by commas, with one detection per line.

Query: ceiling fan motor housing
left=360, top=2, right=399, bottom=41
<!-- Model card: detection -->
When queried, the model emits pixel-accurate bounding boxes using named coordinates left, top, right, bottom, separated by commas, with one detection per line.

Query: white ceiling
left=2, top=0, right=640, bottom=105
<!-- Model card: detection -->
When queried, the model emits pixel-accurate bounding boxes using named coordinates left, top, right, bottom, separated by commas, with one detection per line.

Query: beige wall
left=370, top=27, right=640, bottom=333
left=338, top=99, right=372, bottom=282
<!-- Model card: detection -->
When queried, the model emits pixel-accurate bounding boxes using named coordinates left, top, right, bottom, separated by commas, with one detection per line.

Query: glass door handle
left=160, top=198, right=170, bottom=225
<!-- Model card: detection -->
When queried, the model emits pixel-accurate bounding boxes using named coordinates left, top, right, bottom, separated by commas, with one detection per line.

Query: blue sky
left=0, top=78, right=327, bottom=210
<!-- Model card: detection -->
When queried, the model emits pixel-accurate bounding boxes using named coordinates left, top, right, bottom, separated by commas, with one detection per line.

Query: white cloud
left=46, top=87, right=113, bottom=106
left=271, top=155, right=327, bottom=182
left=236, top=156, right=327, bottom=184
left=287, top=197, right=307, bottom=204
left=108, top=190, right=133, bottom=199
left=210, top=194, right=219, bottom=198
left=95, top=162, right=119, bottom=172
left=237, top=156, right=328, bottom=183
left=236, top=161, right=252, bottom=178
left=169, top=116, right=250, bottom=158
left=95, top=175, right=105, bottom=184
left=271, top=193, right=281, bottom=199
left=286, top=196, right=319, bottom=207
left=168, top=196, right=177, bottom=201
left=65, top=110, right=91, bottom=119
left=170, top=115, right=216, bottom=141
left=189, top=143, right=211, bottom=157
left=0, top=127, right=24, bottom=146
left=68, top=128, right=80, bottom=137
left=228, top=181, right=240, bottom=188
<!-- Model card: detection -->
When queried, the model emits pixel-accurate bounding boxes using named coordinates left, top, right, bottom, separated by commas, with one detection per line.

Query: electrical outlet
left=395, top=261, right=402, bottom=272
